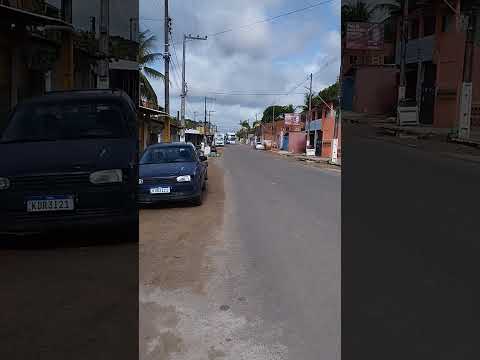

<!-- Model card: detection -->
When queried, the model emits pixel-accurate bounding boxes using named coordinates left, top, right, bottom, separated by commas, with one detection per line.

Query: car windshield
left=140, top=146, right=196, bottom=164
left=0, top=100, right=127, bottom=143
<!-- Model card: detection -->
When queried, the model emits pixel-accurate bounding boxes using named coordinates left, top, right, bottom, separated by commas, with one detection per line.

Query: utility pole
left=181, top=34, right=208, bottom=141
left=272, top=105, right=276, bottom=149
left=458, top=6, right=477, bottom=139
left=306, top=73, right=313, bottom=148
left=164, top=0, right=170, bottom=115
left=208, top=110, right=216, bottom=134
left=98, top=0, right=109, bottom=89
left=332, top=75, right=341, bottom=165
left=162, top=0, right=172, bottom=143
left=398, top=0, right=409, bottom=103
left=204, top=96, right=208, bottom=145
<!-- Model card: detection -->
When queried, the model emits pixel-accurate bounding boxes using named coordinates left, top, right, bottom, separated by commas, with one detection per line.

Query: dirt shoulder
left=139, top=158, right=225, bottom=293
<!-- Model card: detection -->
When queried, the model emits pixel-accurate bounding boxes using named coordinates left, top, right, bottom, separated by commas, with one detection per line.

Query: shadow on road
left=0, top=225, right=138, bottom=251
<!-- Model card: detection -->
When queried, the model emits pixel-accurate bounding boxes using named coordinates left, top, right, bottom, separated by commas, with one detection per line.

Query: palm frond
left=140, top=72, right=158, bottom=105
left=141, top=52, right=164, bottom=66
left=143, top=66, right=165, bottom=81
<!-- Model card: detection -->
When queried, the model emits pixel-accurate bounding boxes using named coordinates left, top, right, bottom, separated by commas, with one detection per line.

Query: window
left=1, top=101, right=127, bottom=143
left=423, top=16, right=436, bottom=36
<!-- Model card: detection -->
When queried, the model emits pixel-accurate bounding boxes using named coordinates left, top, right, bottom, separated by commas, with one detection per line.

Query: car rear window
left=0, top=100, right=128, bottom=143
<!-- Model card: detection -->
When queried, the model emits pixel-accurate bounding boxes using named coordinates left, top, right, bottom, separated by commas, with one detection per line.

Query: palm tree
left=341, top=1, right=376, bottom=36
left=239, top=120, right=251, bottom=142
left=373, top=0, right=403, bottom=18
left=138, top=30, right=165, bottom=106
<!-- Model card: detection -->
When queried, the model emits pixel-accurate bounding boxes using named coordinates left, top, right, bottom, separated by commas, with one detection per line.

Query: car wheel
left=193, top=190, right=204, bottom=206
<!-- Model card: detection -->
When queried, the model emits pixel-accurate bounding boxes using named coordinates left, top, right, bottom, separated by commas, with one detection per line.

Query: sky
left=140, top=0, right=341, bottom=133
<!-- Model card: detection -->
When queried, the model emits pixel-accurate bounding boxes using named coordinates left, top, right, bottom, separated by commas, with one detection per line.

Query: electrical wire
left=141, top=0, right=334, bottom=46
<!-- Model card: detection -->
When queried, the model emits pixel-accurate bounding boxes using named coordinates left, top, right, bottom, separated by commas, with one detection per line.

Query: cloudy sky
left=140, top=0, right=341, bottom=133
left=46, top=0, right=138, bottom=38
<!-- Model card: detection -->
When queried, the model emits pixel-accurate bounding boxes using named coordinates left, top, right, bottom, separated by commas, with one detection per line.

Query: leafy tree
left=304, top=82, right=340, bottom=112
left=139, top=30, right=165, bottom=106
left=261, top=104, right=294, bottom=123
left=239, top=120, right=251, bottom=132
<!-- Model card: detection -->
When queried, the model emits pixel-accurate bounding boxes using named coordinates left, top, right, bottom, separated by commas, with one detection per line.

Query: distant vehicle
left=138, top=142, right=208, bottom=206
left=214, top=133, right=225, bottom=146
left=255, top=140, right=265, bottom=150
left=226, top=132, right=236, bottom=144
left=0, top=89, right=138, bottom=237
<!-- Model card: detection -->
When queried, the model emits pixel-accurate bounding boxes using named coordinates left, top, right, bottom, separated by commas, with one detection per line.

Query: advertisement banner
left=346, top=22, right=384, bottom=50
left=284, top=113, right=301, bottom=125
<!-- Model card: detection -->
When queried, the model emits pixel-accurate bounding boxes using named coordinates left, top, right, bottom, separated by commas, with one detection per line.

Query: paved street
left=343, top=123, right=480, bottom=359
left=140, top=145, right=340, bottom=359
left=0, top=229, right=138, bottom=360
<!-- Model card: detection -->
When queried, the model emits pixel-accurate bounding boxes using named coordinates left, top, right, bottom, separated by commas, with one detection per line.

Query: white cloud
left=141, top=0, right=340, bottom=131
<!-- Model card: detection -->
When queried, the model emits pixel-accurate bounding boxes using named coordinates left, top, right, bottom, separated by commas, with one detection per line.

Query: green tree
left=139, top=30, right=165, bottom=106
left=304, top=82, right=340, bottom=112
left=261, top=105, right=294, bottom=123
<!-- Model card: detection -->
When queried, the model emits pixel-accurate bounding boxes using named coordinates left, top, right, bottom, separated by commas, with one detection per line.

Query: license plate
left=27, top=196, right=74, bottom=212
left=150, top=187, right=171, bottom=194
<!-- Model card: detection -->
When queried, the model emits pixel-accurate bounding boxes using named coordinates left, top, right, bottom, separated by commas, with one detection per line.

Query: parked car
left=0, top=89, right=139, bottom=237
left=137, top=142, right=208, bottom=206
left=255, top=140, right=265, bottom=150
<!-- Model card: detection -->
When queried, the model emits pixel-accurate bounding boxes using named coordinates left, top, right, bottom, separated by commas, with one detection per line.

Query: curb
left=360, top=134, right=480, bottom=165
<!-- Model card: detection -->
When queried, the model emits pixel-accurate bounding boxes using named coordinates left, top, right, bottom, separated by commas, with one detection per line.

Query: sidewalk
left=343, top=111, right=480, bottom=164
left=274, top=149, right=341, bottom=168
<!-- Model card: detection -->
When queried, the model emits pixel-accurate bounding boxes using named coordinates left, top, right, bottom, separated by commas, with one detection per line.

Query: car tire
left=193, top=190, right=204, bottom=206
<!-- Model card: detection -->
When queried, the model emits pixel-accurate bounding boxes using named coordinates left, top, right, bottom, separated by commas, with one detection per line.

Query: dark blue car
left=0, top=90, right=138, bottom=237
left=138, top=143, right=208, bottom=206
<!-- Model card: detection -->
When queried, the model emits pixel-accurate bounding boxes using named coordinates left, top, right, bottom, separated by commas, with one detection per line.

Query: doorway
left=420, top=62, right=436, bottom=125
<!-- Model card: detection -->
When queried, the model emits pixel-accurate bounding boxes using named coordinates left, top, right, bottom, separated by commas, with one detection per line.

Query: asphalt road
left=343, top=124, right=480, bottom=359
left=222, top=145, right=341, bottom=359
left=0, top=227, right=138, bottom=360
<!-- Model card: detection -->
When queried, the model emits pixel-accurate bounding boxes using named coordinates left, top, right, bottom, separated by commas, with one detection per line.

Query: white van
left=214, top=133, right=225, bottom=146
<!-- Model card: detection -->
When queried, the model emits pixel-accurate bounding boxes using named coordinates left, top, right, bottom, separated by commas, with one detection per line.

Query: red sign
left=346, top=22, right=384, bottom=50
left=284, top=113, right=301, bottom=125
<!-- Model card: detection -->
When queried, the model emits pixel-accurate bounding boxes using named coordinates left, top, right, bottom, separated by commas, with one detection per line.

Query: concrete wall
left=288, top=132, right=306, bottom=154
left=353, top=66, right=398, bottom=115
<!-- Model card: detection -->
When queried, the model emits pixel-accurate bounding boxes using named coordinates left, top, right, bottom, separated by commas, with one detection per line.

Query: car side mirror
left=199, top=155, right=207, bottom=162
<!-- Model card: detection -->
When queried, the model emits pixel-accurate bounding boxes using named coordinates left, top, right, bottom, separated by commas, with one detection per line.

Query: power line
left=141, top=0, right=334, bottom=46
left=208, top=0, right=335, bottom=38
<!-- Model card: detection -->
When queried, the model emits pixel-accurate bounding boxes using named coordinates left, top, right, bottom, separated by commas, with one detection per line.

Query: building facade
left=394, top=0, right=480, bottom=129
